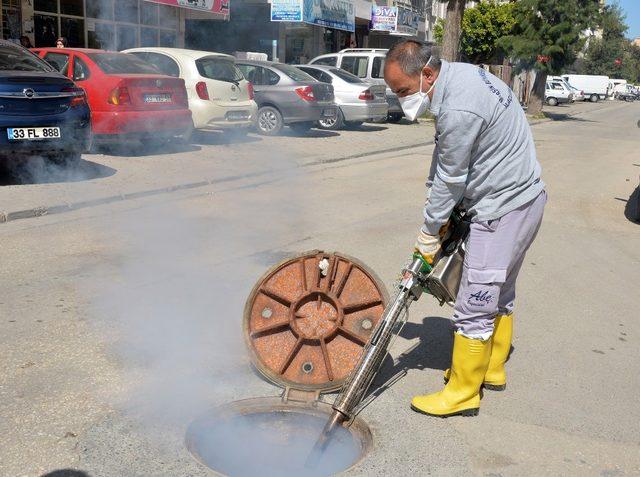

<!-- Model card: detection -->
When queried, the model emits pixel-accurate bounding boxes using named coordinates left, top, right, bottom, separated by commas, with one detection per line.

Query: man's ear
left=422, top=65, right=434, bottom=83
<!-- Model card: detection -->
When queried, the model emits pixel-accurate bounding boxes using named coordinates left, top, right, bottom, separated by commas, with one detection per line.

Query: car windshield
left=0, top=43, right=54, bottom=72
left=274, top=64, right=315, bottom=82
left=196, top=57, right=243, bottom=83
left=88, top=53, right=161, bottom=74
left=329, top=68, right=364, bottom=84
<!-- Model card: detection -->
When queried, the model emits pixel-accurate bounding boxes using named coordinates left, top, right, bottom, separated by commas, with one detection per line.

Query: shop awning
left=144, top=0, right=229, bottom=15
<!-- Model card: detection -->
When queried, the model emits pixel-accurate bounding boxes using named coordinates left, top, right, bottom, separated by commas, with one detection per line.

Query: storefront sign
left=271, top=0, right=303, bottom=21
left=144, top=0, right=229, bottom=15
left=395, top=7, right=420, bottom=36
left=371, top=5, right=397, bottom=32
left=354, top=0, right=372, bottom=21
left=303, top=0, right=355, bottom=32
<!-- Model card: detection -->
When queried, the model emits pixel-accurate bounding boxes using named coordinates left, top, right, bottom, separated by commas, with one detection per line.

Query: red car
left=32, top=48, right=192, bottom=142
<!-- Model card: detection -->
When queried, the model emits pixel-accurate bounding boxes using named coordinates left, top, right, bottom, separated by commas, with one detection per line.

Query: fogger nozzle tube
left=330, top=257, right=426, bottom=420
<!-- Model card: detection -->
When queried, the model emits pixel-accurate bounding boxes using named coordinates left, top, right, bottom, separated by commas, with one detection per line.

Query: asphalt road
left=1, top=100, right=639, bottom=477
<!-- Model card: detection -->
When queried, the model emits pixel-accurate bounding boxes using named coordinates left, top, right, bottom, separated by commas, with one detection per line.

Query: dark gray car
left=236, top=60, right=337, bottom=135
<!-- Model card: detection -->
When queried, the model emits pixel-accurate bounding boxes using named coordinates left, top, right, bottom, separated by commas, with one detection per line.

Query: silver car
left=308, top=48, right=403, bottom=123
left=296, top=64, right=388, bottom=130
left=236, top=60, right=337, bottom=136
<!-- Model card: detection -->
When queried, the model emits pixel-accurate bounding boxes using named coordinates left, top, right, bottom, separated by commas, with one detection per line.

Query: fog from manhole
left=187, top=410, right=364, bottom=477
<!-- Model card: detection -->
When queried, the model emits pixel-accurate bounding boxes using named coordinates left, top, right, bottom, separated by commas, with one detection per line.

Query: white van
left=545, top=79, right=573, bottom=106
left=309, top=49, right=404, bottom=122
left=562, top=74, right=610, bottom=102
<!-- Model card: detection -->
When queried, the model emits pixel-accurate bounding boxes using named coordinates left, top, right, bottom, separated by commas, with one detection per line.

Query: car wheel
left=546, top=97, right=558, bottom=106
left=590, top=94, right=599, bottom=102
left=387, top=112, right=403, bottom=123
left=289, top=121, right=313, bottom=133
left=318, top=109, right=345, bottom=130
left=256, top=106, right=284, bottom=136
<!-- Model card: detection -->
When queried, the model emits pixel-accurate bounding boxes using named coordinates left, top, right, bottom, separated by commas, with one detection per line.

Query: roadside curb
left=0, top=140, right=435, bottom=225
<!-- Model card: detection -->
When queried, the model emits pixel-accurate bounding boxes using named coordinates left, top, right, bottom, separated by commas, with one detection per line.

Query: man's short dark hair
left=386, top=40, right=441, bottom=76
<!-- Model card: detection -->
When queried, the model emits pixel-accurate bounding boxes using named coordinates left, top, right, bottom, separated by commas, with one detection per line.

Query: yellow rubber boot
left=443, top=313, right=513, bottom=391
left=411, top=333, right=492, bottom=417
left=483, top=313, right=513, bottom=391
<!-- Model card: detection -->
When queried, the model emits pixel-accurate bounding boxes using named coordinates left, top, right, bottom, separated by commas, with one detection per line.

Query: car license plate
left=7, top=127, right=61, bottom=141
left=144, top=93, right=172, bottom=103
left=227, top=111, right=249, bottom=120
left=322, top=109, right=336, bottom=118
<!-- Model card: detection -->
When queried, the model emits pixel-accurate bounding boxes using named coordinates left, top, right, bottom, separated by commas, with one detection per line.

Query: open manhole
left=186, top=397, right=373, bottom=477
left=187, top=251, right=387, bottom=476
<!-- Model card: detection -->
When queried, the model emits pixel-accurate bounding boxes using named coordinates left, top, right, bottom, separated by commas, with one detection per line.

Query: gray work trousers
left=453, top=190, right=547, bottom=338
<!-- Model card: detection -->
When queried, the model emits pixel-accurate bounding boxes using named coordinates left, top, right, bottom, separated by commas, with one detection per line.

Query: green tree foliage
left=497, top=0, right=601, bottom=75
left=496, top=0, right=601, bottom=115
left=434, top=1, right=517, bottom=64
left=582, top=5, right=640, bottom=82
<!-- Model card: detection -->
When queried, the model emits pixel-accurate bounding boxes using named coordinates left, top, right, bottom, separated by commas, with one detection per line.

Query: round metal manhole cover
left=243, top=251, right=388, bottom=392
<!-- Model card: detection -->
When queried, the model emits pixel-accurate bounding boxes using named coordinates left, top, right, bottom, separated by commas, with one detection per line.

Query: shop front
left=2, top=0, right=227, bottom=51
left=368, top=3, right=424, bottom=49
left=273, top=0, right=363, bottom=63
left=1, top=0, right=23, bottom=41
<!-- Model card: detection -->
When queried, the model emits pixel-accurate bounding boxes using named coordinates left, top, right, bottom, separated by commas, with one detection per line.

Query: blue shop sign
left=271, top=0, right=303, bottom=22
left=303, top=0, right=355, bottom=32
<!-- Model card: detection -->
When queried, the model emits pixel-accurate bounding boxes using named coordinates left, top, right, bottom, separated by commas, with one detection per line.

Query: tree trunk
left=441, top=0, right=466, bottom=62
left=527, top=71, right=547, bottom=116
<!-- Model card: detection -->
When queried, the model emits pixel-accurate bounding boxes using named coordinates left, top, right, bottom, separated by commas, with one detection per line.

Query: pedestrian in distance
left=56, top=37, right=67, bottom=48
left=20, top=36, right=33, bottom=48
left=384, top=40, right=547, bottom=418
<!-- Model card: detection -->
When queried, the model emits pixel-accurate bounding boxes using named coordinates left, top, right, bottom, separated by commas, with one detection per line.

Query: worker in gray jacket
left=384, top=40, right=546, bottom=418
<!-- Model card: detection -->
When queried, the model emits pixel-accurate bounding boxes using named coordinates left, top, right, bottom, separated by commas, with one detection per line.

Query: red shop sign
left=144, top=0, right=229, bottom=15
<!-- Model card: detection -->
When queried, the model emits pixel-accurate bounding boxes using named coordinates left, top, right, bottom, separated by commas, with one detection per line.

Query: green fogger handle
left=412, top=252, right=434, bottom=295
left=412, top=252, right=433, bottom=274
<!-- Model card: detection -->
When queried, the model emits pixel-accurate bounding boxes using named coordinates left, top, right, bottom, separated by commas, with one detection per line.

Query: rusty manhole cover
left=243, top=251, right=388, bottom=391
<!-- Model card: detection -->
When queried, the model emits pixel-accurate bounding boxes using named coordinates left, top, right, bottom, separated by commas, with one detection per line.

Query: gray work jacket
left=423, top=60, right=544, bottom=235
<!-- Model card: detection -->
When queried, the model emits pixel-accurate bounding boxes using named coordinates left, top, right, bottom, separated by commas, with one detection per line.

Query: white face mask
left=398, top=60, right=436, bottom=121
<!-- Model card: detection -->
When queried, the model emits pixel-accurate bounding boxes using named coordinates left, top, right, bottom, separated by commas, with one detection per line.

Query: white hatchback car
left=123, top=47, right=257, bottom=135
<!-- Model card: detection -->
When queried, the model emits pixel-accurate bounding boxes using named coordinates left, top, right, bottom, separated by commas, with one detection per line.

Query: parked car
left=550, top=76, right=584, bottom=101
left=545, top=80, right=573, bottom=106
left=295, top=64, right=388, bottom=130
left=0, top=40, right=90, bottom=163
left=123, top=48, right=257, bottom=137
left=33, top=48, right=192, bottom=143
left=562, top=74, right=609, bottom=102
left=308, top=48, right=404, bottom=123
left=235, top=60, right=336, bottom=135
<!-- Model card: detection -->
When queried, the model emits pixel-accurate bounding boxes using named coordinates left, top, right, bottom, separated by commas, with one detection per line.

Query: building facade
left=0, top=0, right=231, bottom=49
left=185, top=0, right=403, bottom=64
left=1, top=0, right=478, bottom=61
